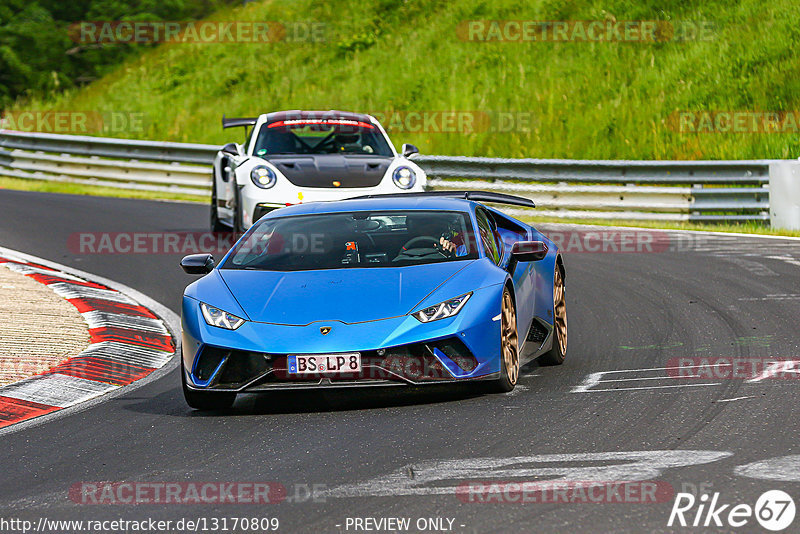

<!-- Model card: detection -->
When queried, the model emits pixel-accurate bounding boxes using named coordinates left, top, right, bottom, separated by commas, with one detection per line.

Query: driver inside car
left=403, top=214, right=467, bottom=257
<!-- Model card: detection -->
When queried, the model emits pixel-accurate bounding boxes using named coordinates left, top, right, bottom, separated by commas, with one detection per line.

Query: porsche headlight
left=392, top=166, right=416, bottom=189
left=250, top=165, right=277, bottom=189
left=413, top=292, right=471, bottom=323
left=200, top=302, right=245, bottom=330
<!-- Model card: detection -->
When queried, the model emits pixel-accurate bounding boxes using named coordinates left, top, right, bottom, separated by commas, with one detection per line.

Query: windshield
left=252, top=119, right=394, bottom=157
left=223, top=210, right=478, bottom=271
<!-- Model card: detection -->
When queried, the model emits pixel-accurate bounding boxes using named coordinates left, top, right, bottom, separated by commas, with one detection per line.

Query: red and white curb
left=0, top=247, right=179, bottom=431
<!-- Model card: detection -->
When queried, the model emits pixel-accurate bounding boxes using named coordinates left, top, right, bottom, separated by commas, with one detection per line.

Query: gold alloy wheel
left=501, top=290, right=519, bottom=385
left=553, top=267, right=567, bottom=355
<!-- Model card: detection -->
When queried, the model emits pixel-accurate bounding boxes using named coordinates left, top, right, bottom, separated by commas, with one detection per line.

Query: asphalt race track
left=1, top=188, right=799, bottom=533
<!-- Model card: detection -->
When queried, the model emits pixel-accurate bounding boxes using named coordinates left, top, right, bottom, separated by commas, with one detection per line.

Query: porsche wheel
left=488, top=287, right=519, bottom=393
left=181, top=361, right=236, bottom=411
left=539, top=265, right=567, bottom=366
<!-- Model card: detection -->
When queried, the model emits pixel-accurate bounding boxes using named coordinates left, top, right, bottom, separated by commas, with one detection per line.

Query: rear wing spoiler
left=222, top=115, right=259, bottom=142
left=222, top=116, right=258, bottom=129
left=350, top=191, right=535, bottom=208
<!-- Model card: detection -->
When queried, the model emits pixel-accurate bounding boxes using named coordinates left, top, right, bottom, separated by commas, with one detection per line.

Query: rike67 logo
left=668, top=490, right=796, bottom=531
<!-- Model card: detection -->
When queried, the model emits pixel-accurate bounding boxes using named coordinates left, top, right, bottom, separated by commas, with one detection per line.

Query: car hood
left=218, top=261, right=474, bottom=325
left=265, top=154, right=391, bottom=188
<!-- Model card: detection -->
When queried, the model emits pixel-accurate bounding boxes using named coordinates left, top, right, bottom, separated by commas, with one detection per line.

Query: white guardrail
left=1, top=130, right=798, bottom=227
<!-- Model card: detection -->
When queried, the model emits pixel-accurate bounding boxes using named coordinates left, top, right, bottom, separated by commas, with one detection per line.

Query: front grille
left=429, top=338, right=478, bottom=372
left=196, top=337, right=479, bottom=390
left=193, top=346, right=228, bottom=381
left=216, top=350, right=271, bottom=387
left=193, top=346, right=271, bottom=388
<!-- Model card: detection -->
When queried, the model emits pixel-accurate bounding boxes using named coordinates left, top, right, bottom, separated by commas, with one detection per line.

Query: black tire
left=181, top=361, right=236, bottom=410
left=232, top=183, right=244, bottom=235
left=210, top=180, right=227, bottom=233
left=539, top=264, right=567, bottom=366
left=487, top=286, right=519, bottom=393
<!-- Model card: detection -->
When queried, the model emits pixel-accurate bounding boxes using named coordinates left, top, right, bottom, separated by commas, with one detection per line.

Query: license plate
left=288, top=353, right=361, bottom=374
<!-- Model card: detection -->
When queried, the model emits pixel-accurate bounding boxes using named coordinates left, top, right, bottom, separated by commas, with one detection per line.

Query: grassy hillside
left=10, top=0, right=800, bottom=160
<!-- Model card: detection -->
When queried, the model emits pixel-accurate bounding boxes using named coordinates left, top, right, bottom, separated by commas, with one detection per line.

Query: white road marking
left=746, top=360, right=800, bottom=382
left=738, top=294, right=800, bottom=301
left=320, top=451, right=732, bottom=498
left=506, top=384, right=529, bottom=397
left=714, top=396, right=755, bottom=402
left=583, top=383, right=722, bottom=393
left=766, top=255, right=800, bottom=268
left=722, top=256, right=777, bottom=276
left=571, top=363, right=729, bottom=393
left=735, top=456, right=800, bottom=482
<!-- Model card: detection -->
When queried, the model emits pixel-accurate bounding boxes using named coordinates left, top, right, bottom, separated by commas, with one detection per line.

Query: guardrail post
left=0, top=148, right=11, bottom=167
left=769, top=161, right=800, bottom=230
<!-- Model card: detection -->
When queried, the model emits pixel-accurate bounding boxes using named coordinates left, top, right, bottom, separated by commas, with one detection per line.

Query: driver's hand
left=439, top=237, right=456, bottom=254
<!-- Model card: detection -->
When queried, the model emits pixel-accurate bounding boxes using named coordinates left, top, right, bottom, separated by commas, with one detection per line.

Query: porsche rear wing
left=222, top=115, right=259, bottom=142
left=222, top=116, right=258, bottom=129
left=351, top=191, right=536, bottom=208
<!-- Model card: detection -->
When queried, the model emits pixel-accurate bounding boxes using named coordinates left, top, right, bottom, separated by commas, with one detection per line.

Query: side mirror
left=181, top=254, right=215, bottom=274
left=401, top=143, right=419, bottom=158
left=221, top=143, right=239, bottom=156
left=511, top=241, right=548, bottom=262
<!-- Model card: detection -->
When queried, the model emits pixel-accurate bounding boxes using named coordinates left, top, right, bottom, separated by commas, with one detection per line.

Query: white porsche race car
left=211, top=110, right=427, bottom=231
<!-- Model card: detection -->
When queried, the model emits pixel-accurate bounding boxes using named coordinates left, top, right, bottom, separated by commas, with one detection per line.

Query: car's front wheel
left=487, top=287, right=519, bottom=393
left=181, top=361, right=236, bottom=410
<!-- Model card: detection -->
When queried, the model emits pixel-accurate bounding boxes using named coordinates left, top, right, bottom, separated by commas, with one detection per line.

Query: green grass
left=5, top=0, right=800, bottom=237
left=8, top=0, right=800, bottom=160
left=0, top=176, right=205, bottom=203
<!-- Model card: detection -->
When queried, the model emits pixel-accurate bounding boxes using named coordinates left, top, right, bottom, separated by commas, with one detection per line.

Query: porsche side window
left=476, top=208, right=502, bottom=265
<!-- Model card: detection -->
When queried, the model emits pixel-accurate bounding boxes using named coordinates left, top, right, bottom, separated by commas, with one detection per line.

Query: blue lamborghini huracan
left=179, top=191, right=566, bottom=409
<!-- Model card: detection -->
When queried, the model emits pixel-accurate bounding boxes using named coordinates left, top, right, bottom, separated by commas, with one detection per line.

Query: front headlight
left=413, top=292, right=472, bottom=323
left=200, top=302, right=245, bottom=330
left=392, top=166, right=416, bottom=189
left=250, top=165, right=277, bottom=189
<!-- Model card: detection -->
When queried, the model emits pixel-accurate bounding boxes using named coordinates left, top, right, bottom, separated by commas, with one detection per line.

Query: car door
left=476, top=207, right=536, bottom=345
